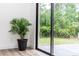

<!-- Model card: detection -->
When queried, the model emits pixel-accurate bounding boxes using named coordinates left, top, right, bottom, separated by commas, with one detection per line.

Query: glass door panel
left=38, top=3, right=51, bottom=53
left=54, top=3, right=79, bottom=56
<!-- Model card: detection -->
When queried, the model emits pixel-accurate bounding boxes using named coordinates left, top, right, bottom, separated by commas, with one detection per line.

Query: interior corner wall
left=0, top=3, right=36, bottom=49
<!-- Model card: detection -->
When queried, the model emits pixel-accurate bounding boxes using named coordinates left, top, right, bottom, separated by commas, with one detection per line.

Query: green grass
left=39, top=37, right=79, bottom=45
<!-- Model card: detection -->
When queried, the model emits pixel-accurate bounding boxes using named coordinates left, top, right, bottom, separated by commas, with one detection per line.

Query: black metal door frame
left=36, top=3, right=54, bottom=56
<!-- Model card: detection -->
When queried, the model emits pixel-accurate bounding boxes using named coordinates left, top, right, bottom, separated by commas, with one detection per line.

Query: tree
left=54, top=3, right=78, bottom=38
left=40, top=4, right=51, bottom=37
left=40, top=3, right=79, bottom=38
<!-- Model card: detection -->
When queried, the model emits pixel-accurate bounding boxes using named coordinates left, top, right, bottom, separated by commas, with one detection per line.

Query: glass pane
left=54, top=3, right=79, bottom=56
left=38, top=3, right=51, bottom=53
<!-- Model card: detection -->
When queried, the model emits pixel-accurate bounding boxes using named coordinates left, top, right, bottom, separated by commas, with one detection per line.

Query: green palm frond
left=9, top=18, right=31, bottom=39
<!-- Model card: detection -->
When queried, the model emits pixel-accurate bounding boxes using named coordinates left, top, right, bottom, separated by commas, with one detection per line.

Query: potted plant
left=9, top=18, right=31, bottom=51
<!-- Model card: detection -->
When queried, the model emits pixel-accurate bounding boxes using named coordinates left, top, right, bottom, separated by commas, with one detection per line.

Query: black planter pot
left=17, top=39, right=28, bottom=51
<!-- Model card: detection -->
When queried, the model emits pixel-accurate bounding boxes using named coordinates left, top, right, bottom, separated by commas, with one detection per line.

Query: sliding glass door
left=36, top=3, right=79, bottom=56
left=36, top=3, right=54, bottom=55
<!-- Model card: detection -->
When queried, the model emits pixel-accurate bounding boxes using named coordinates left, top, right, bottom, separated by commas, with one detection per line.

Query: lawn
left=39, top=37, right=79, bottom=45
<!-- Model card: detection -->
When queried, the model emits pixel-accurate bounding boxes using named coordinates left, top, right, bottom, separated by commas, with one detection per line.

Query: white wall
left=0, top=3, right=36, bottom=49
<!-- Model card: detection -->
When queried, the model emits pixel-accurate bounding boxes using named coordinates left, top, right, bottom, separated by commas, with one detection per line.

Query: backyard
left=38, top=3, right=79, bottom=56
left=40, top=37, right=79, bottom=45
left=39, top=3, right=79, bottom=46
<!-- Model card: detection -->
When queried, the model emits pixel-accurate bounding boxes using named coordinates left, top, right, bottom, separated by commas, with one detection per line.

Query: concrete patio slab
left=54, top=44, right=79, bottom=56
left=39, top=44, right=79, bottom=56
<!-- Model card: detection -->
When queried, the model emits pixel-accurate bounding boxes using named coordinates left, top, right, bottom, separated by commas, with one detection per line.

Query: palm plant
left=9, top=18, right=31, bottom=39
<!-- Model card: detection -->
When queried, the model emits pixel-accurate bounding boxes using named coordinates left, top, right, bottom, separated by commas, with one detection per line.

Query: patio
left=39, top=44, right=79, bottom=56
left=54, top=44, right=79, bottom=56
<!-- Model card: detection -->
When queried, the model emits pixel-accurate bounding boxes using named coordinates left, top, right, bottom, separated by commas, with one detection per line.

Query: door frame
left=35, top=3, right=54, bottom=56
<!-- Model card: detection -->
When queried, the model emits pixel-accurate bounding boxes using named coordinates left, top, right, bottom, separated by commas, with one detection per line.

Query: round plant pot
left=17, top=39, right=28, bottom=51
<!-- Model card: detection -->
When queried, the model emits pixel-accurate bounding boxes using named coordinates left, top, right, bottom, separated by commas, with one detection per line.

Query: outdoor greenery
left=54, top=38, right=79, bottom=45
left=9, top=18, right=31, bottom=39
left=40, top=3, right=79, bottom=38
left=40, top=38, right=79, bottom=45
left=54, top=4, right=79, bottom=38
left=40, top=4, right=51, bottom=37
